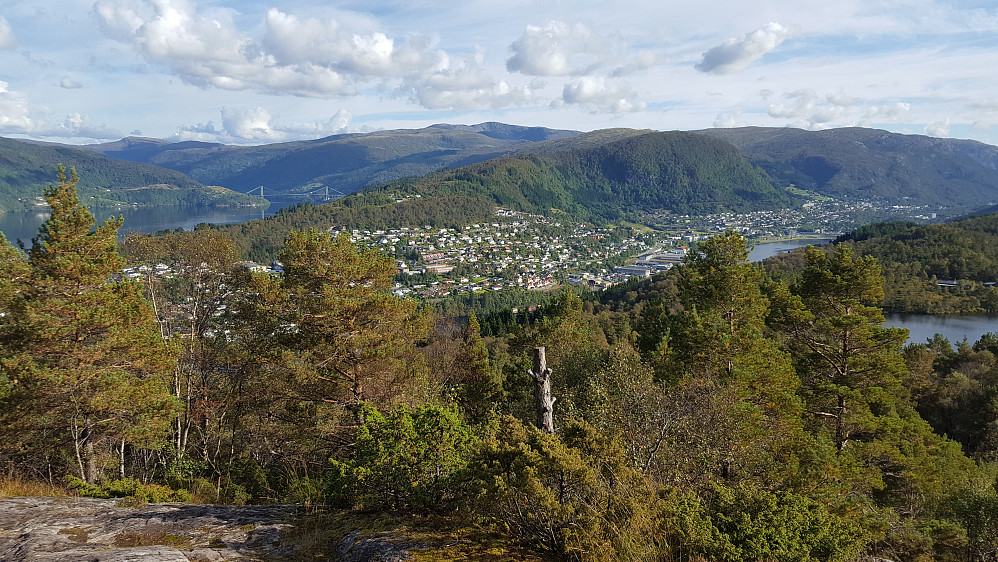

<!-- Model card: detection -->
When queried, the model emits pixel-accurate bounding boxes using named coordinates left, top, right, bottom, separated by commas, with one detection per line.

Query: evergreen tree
left=0, top=167, right=177, bottom=482
left=455, top=310, right=496, bottom=423
left=231, top=230, right=431, bottom=460
left=770, top=244, right=974, bottom=513
left=651, top=232, right=804, bottom=486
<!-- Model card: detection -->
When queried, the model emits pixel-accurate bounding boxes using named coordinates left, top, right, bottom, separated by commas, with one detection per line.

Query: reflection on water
left=885, top=313, right=998, bottom=347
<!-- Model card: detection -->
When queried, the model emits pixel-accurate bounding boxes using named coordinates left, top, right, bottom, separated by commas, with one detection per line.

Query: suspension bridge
left=243, top=185, right=347, bottom=202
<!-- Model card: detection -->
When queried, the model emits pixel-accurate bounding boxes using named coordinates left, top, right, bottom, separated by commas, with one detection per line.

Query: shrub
left=326, top=403, right=475, bottom=512
left=470, top=416, right=662, bottom=561
left=663, top=483, right=869, bottom=562
left=66, top=476, right=187, bottom=503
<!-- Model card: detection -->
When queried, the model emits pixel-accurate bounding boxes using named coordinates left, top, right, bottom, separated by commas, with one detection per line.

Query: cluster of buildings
left=343, top=210, right=669, bottom=299
left=124, top=195, right=943, bottom=307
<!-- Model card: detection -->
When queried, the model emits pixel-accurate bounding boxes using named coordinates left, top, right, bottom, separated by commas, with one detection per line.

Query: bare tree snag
left=527, top=347, right=556, bottom=434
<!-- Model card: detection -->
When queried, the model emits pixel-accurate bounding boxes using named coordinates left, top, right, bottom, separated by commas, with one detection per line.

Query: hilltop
left=84, top=122, right=581, bottom=197
left=699, top=126, right=998, bottom=210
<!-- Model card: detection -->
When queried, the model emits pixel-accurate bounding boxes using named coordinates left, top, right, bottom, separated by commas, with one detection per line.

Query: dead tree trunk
left=527, top=347, right=556, bottom=434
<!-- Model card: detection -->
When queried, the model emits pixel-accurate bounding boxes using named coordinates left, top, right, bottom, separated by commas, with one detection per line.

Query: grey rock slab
left=0, top=497, right=295, bottom=561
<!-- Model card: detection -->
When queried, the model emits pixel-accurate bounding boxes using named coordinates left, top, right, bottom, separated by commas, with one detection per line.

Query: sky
left=0, top=0, right=996, bottom=146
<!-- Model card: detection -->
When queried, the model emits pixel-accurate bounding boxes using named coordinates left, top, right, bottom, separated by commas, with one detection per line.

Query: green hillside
left=765, top=211, right=998, bottom=314
left=0, top=137, right=263, bottom=212
left=699, top=126, right=998, bottom=210
left=219, top=131, right=793, bottom=260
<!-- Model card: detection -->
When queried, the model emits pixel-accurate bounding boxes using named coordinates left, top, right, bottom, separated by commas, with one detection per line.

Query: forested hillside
left=764, top=212, right=998, bottom=314
left=216, top=131, right=793, bottom=261
left=0, top=137, right=262, bottom=212
left=5, top=170, right=998, bottom=560
left=700, top=126, right=998, bottom=211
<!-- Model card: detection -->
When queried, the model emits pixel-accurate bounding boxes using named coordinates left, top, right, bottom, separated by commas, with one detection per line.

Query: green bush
left=326, top=403, right=475, bottom=511
left=470, top=416, right=662, bottom=561
left=66, top=476, right=185, bottom=503
left=663, top=483, right=869, bottom=562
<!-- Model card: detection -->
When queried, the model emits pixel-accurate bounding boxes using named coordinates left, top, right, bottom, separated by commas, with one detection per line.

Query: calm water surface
left=748, top=238, right=832, bottom=262
left=0, top=204, right=285, bottom=246
left=885, top=313, right=998, bottom=347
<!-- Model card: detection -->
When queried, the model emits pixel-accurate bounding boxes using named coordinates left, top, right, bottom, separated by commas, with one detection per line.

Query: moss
left=57, top=527, right=89, bottom=543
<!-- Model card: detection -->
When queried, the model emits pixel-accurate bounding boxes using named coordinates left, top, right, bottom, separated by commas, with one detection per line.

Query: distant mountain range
left=83, top=123, right=581, bottom=199
left=2, top=123, right=998, bottom=216
left=0, top=137, right=263, bottom=213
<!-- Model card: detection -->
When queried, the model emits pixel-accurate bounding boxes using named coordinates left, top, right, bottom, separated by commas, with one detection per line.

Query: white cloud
left=0, top=82, right=120, bottom=141
left=714, top=109, right=745, bottom=128
left=171, top=107, right=353, bottom=143
left=696, top=22, right=790, bottom=75
left=0, top=16, right=16, bottom=50
left=611, top=50, right=663, bottom=77
left=94, top=0, right=358, bottom=97
left=401, top=49, right=536, bottom=110
left=768, top=89, right=846, bottom=129
left=762, top=89, right=913, bottom=130
left=60, top=77, right=84, bottom=89
left=559, top=77, right=646, bottom=113
left=925, top=119, right=950, bottom=137
left=863, top=102, right=911, bottom=120
left=56, top=113, right=122, bottom=140
left=0, top=81, right=34, bottom=133
left=506, top=21, right=613, bottom=76
left=263, top=9, right=445, bottom=78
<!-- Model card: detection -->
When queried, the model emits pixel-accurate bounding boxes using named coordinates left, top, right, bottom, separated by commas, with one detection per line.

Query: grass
left=0, top=476, right=74, bottom=498
left=113, top=530, right=191, bottom=548
left=275, top=509, right=544, bottom=562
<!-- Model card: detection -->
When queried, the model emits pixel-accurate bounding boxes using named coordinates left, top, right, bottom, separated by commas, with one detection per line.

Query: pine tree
left=231, top=229, right=431, bottom=458
left=456, top=310, right=495, bottom=423
left=653, top=232, right=804, bottom=486
left=0, top=167, right=177, bottom=482
left=771, top=244, right=974, bottom=511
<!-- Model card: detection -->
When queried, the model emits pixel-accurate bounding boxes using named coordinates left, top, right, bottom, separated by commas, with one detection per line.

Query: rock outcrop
left=0, top=497, right=295, bottom=561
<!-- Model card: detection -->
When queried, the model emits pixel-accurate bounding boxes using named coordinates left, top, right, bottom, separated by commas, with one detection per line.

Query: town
left=120, top=195, right=943, bottom=303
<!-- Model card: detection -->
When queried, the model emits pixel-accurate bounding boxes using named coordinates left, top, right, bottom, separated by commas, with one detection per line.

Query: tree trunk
left=527, top=347, right=556, bottom=434
left=119, top=439, right=126, bottom=479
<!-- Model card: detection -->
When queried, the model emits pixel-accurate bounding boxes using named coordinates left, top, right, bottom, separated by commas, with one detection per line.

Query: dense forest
left=4, top=170, right=998, bottom=561
left=764, top=213, right=998, bottom=314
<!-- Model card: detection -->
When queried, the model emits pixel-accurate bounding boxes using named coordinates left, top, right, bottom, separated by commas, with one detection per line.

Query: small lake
left=0, top=203, right=289, bottom=246
left=749, top=238, right=833, bottom=262
left=885, top=313, right=998, bottom=347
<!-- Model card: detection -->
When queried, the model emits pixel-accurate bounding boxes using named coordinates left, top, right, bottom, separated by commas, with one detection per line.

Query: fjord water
left=885, top=313, right=998, bottom=347
left=0, top=204, right=279, bottom=246
left=748, top=238, right=833, bottom=262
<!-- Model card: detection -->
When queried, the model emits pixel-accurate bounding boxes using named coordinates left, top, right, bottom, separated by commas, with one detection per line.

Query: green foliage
left=770, top=244, right=976, bottom=511
left=832, top=213, right=998, bottom=314
left=663, top=484, right=869, bottom=562
left=0, top=167, right=178, bottom=483
left=66, top=476, right=186, bottom=503
left=230, top=229, right=431, bottom=461
left=326, top=403, right=475, bottom=512
left=471, top=416, right=662, bottom=561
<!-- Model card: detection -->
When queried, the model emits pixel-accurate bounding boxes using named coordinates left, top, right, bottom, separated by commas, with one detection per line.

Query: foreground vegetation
left=4, top=169, right=998, bottom=560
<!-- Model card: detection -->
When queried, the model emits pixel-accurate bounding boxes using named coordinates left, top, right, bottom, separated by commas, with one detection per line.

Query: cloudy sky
left=0, top=0, right=996, bottom=145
